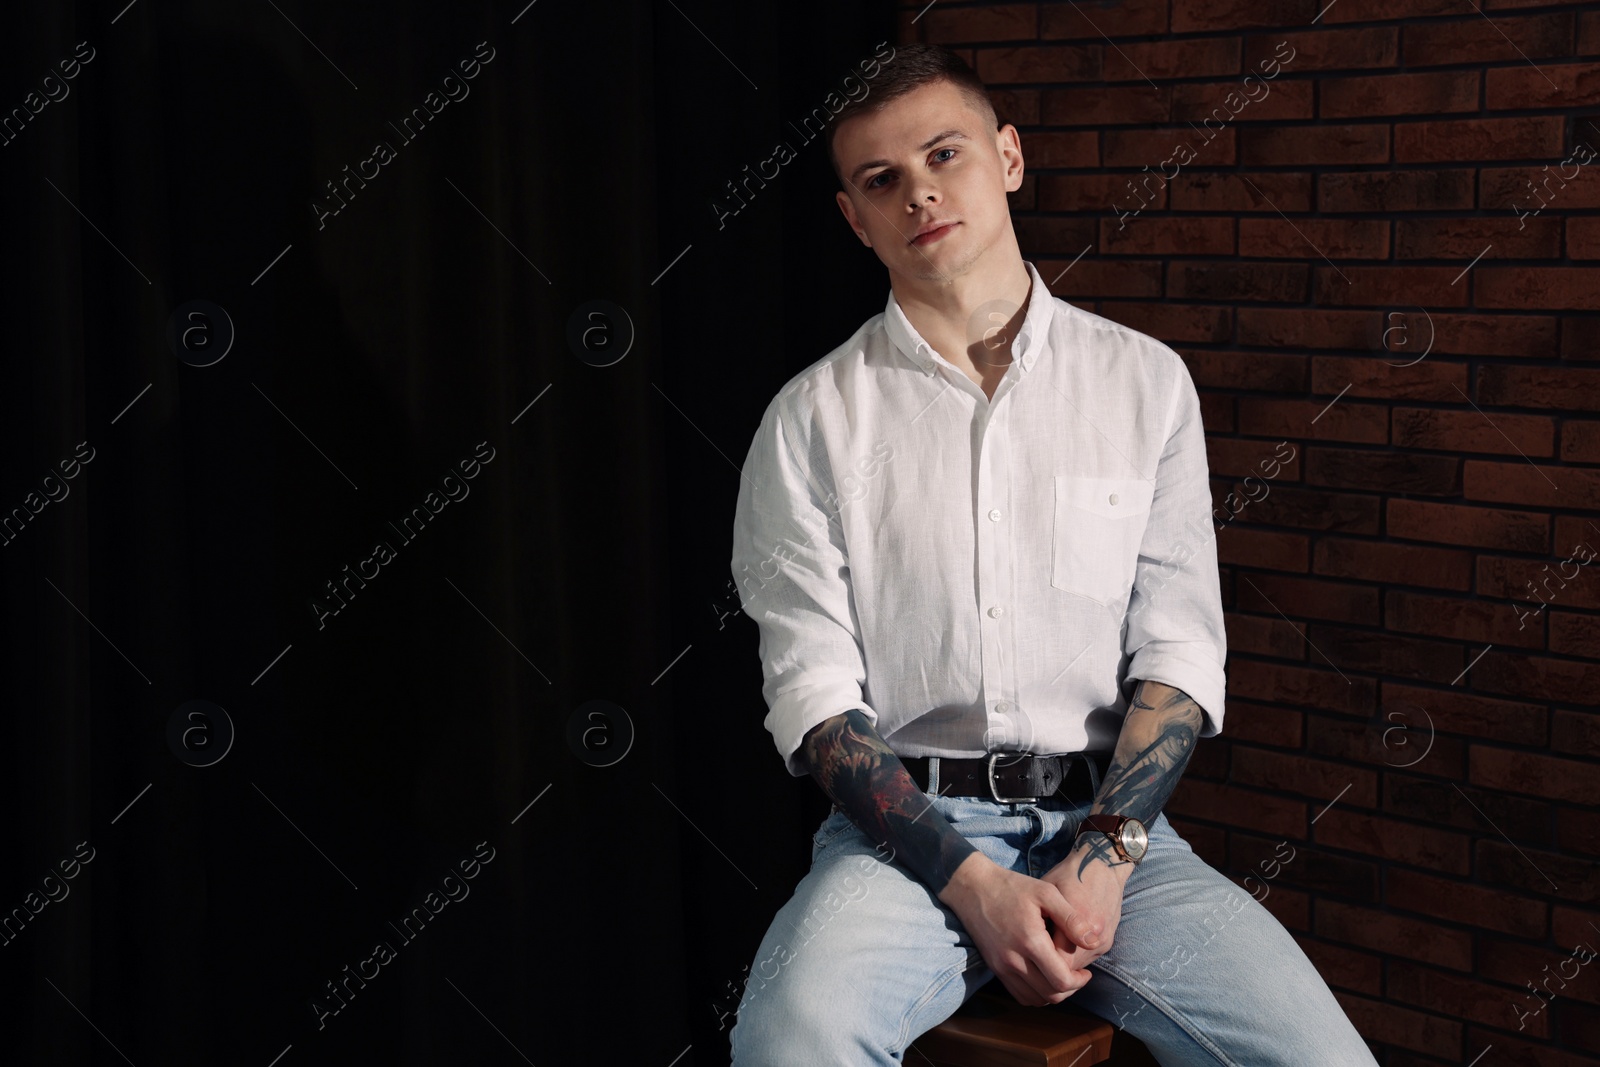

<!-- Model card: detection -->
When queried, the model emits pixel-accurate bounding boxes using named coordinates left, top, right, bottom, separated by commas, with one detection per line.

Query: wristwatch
left=1075, top=814, right=1149, bottom=865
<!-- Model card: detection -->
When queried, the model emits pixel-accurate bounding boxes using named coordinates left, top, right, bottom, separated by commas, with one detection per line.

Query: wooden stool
left=912, top=985, right=1159, bottom=1066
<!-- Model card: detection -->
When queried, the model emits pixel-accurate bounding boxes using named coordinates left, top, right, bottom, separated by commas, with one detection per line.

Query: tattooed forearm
left=1073, top=679, right=1205, bottom=879
left=799, top=709, right=979, bottom=897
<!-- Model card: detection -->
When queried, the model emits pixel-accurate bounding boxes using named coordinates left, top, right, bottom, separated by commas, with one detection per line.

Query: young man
left=727, top=44, right=1377, bottom=1066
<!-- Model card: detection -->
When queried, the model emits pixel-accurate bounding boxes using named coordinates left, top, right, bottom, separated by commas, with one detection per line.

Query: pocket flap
left=1055, top=474, right=1155, bottom=519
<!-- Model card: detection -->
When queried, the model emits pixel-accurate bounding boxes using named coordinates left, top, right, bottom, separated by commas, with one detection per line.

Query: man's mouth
left=910, top=222, right=958, bottom=246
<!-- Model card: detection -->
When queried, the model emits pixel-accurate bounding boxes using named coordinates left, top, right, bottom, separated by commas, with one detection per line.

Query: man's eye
left=866, top=173, right=890, bottom=189
left=934, top=147, right=956, bottom=162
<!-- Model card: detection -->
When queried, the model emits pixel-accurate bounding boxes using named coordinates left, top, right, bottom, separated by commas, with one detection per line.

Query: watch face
left=1123, top=818, right=1149, bottom=862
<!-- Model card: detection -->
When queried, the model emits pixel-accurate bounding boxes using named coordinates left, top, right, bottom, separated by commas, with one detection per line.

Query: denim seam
left=891, top=954, right=973, bottom=1057
left=1090, top=956, right=1241, bottom=1067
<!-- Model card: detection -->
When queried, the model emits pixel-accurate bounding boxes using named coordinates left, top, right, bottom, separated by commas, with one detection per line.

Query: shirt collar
left=883, top=259, right=1057, bottom=378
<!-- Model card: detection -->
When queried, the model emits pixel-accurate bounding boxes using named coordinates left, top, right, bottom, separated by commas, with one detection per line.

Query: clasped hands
left=941, top=838, right=1132, bottom=1008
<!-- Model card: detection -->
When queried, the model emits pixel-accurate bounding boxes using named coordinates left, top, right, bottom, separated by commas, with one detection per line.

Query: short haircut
left=827, top=43, right=1000, bottom=191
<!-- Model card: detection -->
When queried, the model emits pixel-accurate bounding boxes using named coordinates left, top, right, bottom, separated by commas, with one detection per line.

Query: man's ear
left=996, top=123, right=1024, bottom=194
left=835, top=190, right=871, bottom=247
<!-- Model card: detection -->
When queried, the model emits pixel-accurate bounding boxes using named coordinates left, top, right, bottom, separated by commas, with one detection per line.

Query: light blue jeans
left=727, top=763, right=1379, bottom=1066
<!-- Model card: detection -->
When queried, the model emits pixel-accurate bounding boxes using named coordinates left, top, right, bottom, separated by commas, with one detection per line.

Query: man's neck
left=891, top=251, right=1033, bottom=386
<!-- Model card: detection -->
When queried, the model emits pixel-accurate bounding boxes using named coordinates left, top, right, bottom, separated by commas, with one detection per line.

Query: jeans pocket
left=811, top=807, right=854, bottom=852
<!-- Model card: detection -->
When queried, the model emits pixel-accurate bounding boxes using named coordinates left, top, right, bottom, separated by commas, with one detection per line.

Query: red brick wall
left=900, top=3, right=1600, bottom=1063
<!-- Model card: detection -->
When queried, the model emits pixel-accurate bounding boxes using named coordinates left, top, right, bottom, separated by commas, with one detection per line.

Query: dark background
left=3, top=0, right=1598, bottom=1064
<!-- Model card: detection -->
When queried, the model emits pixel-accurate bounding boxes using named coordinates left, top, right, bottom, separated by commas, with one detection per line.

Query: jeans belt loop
left=927, top=756, right=940, bottom=794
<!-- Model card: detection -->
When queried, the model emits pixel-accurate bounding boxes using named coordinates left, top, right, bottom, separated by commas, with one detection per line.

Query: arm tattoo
left=1073, top=679, right=1205, bottom=880
left=799, top=709, right=979, bottom=897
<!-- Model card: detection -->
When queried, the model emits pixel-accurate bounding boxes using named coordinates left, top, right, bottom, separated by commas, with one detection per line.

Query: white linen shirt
left=731, top=259, right=1227, bottom=779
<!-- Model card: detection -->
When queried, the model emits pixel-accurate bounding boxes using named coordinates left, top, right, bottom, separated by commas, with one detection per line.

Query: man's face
left=832, top=79, right=1023, bottom=284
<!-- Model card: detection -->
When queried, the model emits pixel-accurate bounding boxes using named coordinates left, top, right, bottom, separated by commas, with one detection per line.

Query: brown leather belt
left=899, top=751, right=1111, bottom=803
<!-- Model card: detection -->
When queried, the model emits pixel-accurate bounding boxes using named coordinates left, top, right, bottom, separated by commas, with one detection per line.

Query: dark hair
left=827, top=43, right=1000, bottom=190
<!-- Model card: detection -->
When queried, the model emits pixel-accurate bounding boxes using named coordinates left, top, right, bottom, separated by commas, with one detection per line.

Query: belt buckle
left=986, top=751, right=1038, bottom=803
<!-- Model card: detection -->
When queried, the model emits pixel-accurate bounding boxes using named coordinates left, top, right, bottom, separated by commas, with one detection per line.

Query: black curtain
left=0, top=1, right=892, bottom=1062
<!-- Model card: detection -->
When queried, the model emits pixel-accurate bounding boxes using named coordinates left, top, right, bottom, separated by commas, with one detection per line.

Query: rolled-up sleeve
left=1121, top=355, right=1228, bottom=735
left=731, top=394, right=876, bottom=777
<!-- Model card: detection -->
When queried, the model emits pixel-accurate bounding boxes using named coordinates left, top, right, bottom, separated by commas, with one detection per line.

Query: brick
left=1566, top=316, right=1600, bottom=359
left=1103, top=37, right=1239, bottom=82
left=976, top=45, right=1100, bottom=85
left=1100, top=301, right=1230, bottom=343
left=1552, top=710, right=1600, bottom=759
left=1240, top=124, right=1389, bottom=166
left=1386, top=499, right=1549, bottom=553
left=1467, top=460, right=1600, bottom=510
left=1396, top=117, right=1566, bottom=163
left=1417, top=314, right=1560, bottom=358
left=1320, top=169, right=1475, bottom=213
left=1172, top=0, right=1318, bottom=32
left=1318, top=0, right=1462, bottom=19
left=1039, top=173, right=1166, bottom=212
left=1172, top=79, right=1313, bottom=123
left=1482, top=166, right=1600, bottom=212
left=1293, top=934, right=1383, bottom=995
left=1477, top=555, right=1600, bottom=613
left=1103, top=125, right=1236, bottom=167
left=1228, top=659, right=1378, bottom=717
left=1166, top=778, right=1306, bottom=838
left=1236, top=307, right=1376, bottom=348
left=1217, top=698, right=1303, bottom=747
left=1318, top=899, right=1473, bottom=970
left=1586, top=9, right=1600, bottom=53
left=1392, top=406, right=1555, bottom=457
left=1101, top=216, right=1234, bottom=255
left=1471, top=746, right=1600, bottom=806
left=1471, top=648, right=1600, bottom=705
left=923, top=5, right=1037, bottom=43
left=1018, top=130, right=1101, bottom=168
left=1478, top=268, right=1600, bottom=312
left=1217, top=525, right=1309, bottom=571
left=1234, top=573, right=1379, bottom=624
left=1381, top=681, right=1548, bottom=746
left=1461, top=1026, right=1600, bottom=1067
left=1231, top=833, right=1380, bottom=902
left=1305, top=446, right=1460, bottom=495
left=1317, top=700, right=1470, bottom=777
left=1227, top=484, right=1382, bottom=535
left=1397, top=216, right=1561, bottom=259
left=1575, top=218, right=1600, bottom=260
left=1187, top=350, right=1306, bottom=392
left=1167, top=261, right=1306, bottom=301
left=1322, top=71, right=1479, bottom=119
left=1403, top=13, right=1576, bottom=66
left=1006, top=173, right=1036, bottom=212
left=1311, top=266, right=1472, bottom=308
left=1039, top=0, right=1167, bottom=39
left=1479, top=937, right=1600, bottom=1012
left=1314, top=538, right=1473, bottom=590
left=1488, top=62, right=1600, bottom=110
left=1387, top=590, right=1544, bottom=649
left=1478, top=839, right=1600, bottom=905
left=1552, top=611, right=1600, bottom=659
left=1226, top=608, right=1305, bottom=658
left=1171, top=171, right=1312, bottom=212
left=1383, top=772, right=1552, bottom=844
left=1308, top=622, right=1468, bottom=682
left=1333, top=990, right=1462, bottom=1056
left=1481, top=365, right=1600, bottom=413
left=1388, top=960, right=1548, bottom=1037
left=1231, top=748, right=1378, bottom=807
left=1040, top=85, right=1169, bottom=126
left=1039, top=257, right=1161, bottom=297
left=1239, top=218, right=1389, bottom=258
left=1313, top=357, right=1470, bottom=403
left=1559, top=805, right=1600, bottom=856
left=1554, top=906, right=1600, bottom=952
left=1015, top=216, right=1097, bottom=254
left=1243, top=28, right=1398, bottom=72
left=1313, top=806, right=1471, bottom=874
left=1389, top=868, right=1548, bottom=938
left=1237, top=397, right=1387, bottom=443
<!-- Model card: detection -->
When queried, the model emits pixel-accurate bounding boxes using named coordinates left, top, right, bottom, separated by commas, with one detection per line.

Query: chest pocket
left=1051, top=475, right=1156, bottom=607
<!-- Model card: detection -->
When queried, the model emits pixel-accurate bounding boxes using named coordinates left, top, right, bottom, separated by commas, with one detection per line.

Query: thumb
left=1039, top=888, right=1090, bottom=949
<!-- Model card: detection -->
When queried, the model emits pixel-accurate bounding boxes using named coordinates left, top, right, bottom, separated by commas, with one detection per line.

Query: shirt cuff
left=1122, top=647, right=1227, bottom=737
left=765, top=683, right=877, bottom=778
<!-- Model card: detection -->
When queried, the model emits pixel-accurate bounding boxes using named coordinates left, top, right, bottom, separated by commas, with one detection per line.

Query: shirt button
left=988, top=606, right=1004, bottom=618
left=995, top=702, right=1012, bottom=714
left=1109, top=493, right=1119, bottom=505
left=988, top=509, right=1002, bottom=522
